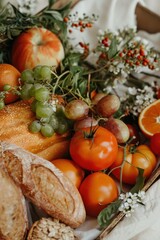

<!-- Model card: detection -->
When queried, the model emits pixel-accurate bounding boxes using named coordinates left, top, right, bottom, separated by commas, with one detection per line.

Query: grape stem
left=51, top=70, right=70, bottom=94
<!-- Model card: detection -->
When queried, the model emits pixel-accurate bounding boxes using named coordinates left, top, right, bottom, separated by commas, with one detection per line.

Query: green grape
left=39, top=66, right=52, bottom=82
left=40, top=117, right=50, bottom=123
left=35, top=87, right=50, bottom=102
left=41, top=123, right=54, bottom=137
left=21, top=69, right=34, bottom=83
left=0, top=99, right=5, bottom=110
left=28, top=120, right=41, bottom=133
left=55, top=118, right=69, bottom=135
left=33, top=65, right=43, bottom=81
left=36, top=102, right=53, bottom=118
left=20, top=83, right=33, bottom=100
left=56, top=105, right=66, bottom=118
left=49, top=114, right=59, bottom=130
left=29, top=83, right=43, bottom=97
left=33, top=65, right=52, bottom=82
left=3, top=84, right=11, bottom=91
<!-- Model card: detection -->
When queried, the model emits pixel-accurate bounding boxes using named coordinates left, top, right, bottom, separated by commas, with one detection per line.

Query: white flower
left=128, top=87, right=137, bottom=95
left=118, top=191, right=146, bottom=217
left=125, top=84, right=156, bottom=116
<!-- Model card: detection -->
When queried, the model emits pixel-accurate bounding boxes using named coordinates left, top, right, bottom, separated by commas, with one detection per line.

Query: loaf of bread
left=0, top=166, right=28, bottom=240
left=27, top=218, right=79, bottom=240
left=0, top=100, right=70, bottom=161
left=0, top=141, right=86, bottom=228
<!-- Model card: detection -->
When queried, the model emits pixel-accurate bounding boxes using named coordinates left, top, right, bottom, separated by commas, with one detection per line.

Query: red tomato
left=126, top=124, right=140, bottom=144
left=0, top=64, right=20, bottom=104
left=150, top=133, right=160, bottom=155
left=70, top=126, right=118, bottom=171
left=110, top=144, right=157, bottom=185
left=11, top=27, right=64, bottom=72
left=51, top=159, right=85, bottom=189
left=79, top=172, right=118, bottom=217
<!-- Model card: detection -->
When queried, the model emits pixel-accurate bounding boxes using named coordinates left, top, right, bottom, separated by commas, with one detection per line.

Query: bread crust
left=0, top=100, right=70, bottom=160
left=0, top=166, right=28, bottom=240
left=0, top=141, right=86, bottom=228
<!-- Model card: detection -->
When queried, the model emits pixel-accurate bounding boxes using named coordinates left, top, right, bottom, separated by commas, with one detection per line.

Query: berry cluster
left=64, top=12, right=98, bottom=33
left=96, top=29, right=159, bottom=74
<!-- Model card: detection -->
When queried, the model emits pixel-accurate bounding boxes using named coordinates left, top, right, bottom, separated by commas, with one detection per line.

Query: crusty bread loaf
left=27, top=217, right=79, bottom=240
left=0, top=100, right=70, bottom=160
left=0, top=166, right=28, bottom=240
left=0, top=141, right=86, bottom=228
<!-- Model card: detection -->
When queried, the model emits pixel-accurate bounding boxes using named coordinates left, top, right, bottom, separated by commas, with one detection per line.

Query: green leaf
left=108, top=37, right=118, bottom=59
left=10, top=3, right=27, bottom=17
left=130, top=168, right=145, bottom=194
left=44, top=10, right=63, bottom=21
left=97, top=199, right=122, bottom=229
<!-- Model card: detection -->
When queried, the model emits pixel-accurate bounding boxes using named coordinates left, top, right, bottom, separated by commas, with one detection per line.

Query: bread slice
left=0, top=167, right=28, bottom=240
left=0, top=141, right=86, bottom=228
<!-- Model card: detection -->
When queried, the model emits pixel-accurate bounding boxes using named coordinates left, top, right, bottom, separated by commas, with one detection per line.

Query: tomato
left=70, top=126, right=118, bottom=171
left=126, top=123, right=140, bottom=144
left=0, top=64, right=21, bottom=104
left=150, top=133, right=160, bottom=155
left=79, top=172, right=118, bottom=217
left=51, top=159, right=85, bottom=188
left=110, top=144, right=157, bottom=185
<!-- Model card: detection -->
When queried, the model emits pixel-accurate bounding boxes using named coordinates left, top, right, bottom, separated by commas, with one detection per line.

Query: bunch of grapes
left=20, top=65, right=71, bottom=137
left=20, top=65, right=131, bottom=143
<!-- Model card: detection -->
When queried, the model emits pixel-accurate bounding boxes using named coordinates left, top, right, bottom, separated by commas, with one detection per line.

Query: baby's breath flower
left=119, top=191, right=146, bottom=217
left=125, top=84, right=156, bottom=116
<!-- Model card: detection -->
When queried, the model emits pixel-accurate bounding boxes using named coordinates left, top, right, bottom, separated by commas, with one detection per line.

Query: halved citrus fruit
left=138, top=99, right=160, bottom=138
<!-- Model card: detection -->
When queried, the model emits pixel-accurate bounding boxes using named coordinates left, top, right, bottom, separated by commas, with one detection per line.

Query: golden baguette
left=0, top=141, right=86, bottom=228
left=0, top=166, right=28, bottom=240
left=0, top=100, right=70, bottom=160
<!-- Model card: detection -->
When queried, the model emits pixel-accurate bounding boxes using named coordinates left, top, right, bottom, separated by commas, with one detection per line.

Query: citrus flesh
left=138, top=99, right=160, bottom=138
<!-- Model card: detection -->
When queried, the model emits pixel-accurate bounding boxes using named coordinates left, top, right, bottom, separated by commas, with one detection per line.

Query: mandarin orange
left=138, top=99, right=160, bottom=138
left=0, top=64, right=21, bottom=104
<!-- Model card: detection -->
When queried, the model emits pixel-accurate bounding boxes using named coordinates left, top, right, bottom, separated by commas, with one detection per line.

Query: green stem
left=141, top=71, right=160, bottom=79
left=52, top=70, right=70, bottom=94
left=119, top=145, right=127, bottom=193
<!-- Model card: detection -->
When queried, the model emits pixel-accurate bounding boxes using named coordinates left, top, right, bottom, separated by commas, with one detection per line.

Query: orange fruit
left=138, top=99, right=160, bottom=138
left=0, top=64, right=21, bottom=104
left=51, top=159, right=85, bottom=189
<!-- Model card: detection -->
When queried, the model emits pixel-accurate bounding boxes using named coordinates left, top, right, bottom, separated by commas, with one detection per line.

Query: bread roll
left=0, top=141, right=86, bottom=228
left=27, top=217, right=79, bottom=240
left=0, top=100, right=70, bottom=160
left=0, top=166, right=28, bottom=240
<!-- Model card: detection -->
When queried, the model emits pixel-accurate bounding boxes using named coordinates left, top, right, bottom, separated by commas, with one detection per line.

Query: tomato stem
left=83, top=125, right=99, bottom=139
left=129, top=144, right=138, bottom=154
